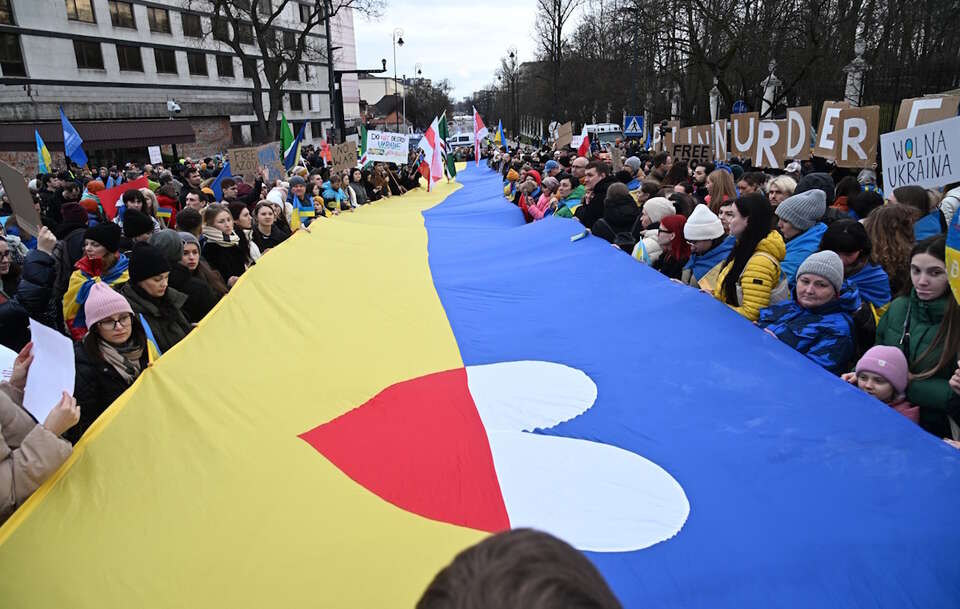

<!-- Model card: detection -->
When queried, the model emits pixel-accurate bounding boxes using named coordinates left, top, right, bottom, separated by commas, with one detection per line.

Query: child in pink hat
left=850, top=346, right=918, bottom=423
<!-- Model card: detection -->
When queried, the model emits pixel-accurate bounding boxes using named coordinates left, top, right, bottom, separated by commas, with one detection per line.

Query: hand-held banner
left=836, top=106, right=880, bottom=168
left=365, top=130, right=409, bottom=164
left=814, top=101, right=851, bottom=160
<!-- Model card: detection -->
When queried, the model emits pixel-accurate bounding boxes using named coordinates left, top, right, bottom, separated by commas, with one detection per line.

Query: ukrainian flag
left=35, top=130, right=52, bottom=174
left=289, top=194, right=314, bottom=231
left=139, top=314, right=162, bottom=363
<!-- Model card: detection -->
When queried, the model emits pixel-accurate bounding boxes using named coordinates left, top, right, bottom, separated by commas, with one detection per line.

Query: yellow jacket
left=713, top=230, right=786, bottom=322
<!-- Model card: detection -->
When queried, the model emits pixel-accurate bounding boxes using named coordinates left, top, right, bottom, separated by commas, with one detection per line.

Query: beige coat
left=0, top=383, right=72, bottom=523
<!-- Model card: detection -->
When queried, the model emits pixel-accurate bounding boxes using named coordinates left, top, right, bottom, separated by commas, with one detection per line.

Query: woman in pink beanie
left=848, top=346, right=918, bottom=423
left=68, top=281, right=149, bottom=444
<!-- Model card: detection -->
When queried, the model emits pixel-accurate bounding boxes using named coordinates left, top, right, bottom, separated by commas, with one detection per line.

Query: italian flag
left=417, top=116, right=444, bottom=191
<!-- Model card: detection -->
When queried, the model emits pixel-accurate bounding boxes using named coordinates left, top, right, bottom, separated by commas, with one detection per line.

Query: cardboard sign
left=670, top=140, right=713, bottom=166
left=895, top=95, right=960, bottom=131
left=712, top=119, right=728, bottom=161
left=555, top=122, right=573, bottom=150
left=754, top=120, right=787, bottom=169
left=813, top=101, right=850, bottom=160
left=0, top=161, right=41, bottom=238
left=606, top=144, right=624, bottom=172
left=148, top=146, right=162, bottom=164
left=836, top=106, right=880, bottom=168
left=786, top=106, right=812, bottom=160
left=652, top=121, right=679, bottom=152
left=880, top=115, right=960, bottom=190
left=229, top=145, right=262, bottom=184
left=365, top=130, right=408, bottom=164
left=331, top=141, right=358, bottom=175
left=256, top=143, right=286, bottom=183
left=731, top=112, right=758, bottom=161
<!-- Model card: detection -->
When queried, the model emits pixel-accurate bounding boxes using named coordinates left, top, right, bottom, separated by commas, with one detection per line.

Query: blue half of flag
left=59, top=106, right=88, bottom=167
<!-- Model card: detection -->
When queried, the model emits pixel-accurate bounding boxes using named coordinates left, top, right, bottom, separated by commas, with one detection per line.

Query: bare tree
left=181, top=0, right=383, bottom=142
left=534, top=0, right=584, bottom=119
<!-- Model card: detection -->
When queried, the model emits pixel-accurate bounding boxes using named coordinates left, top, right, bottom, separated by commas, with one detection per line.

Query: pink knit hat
left=84, top=281, right=133, bottom=328
left=856, top=346, right=909, bottom=395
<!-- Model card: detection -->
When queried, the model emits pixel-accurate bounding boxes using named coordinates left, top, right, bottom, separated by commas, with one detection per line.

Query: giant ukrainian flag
left=2, top=166, right=960, bottom=608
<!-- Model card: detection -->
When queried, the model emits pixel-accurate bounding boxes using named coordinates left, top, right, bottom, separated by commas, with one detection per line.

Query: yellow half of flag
left=0, top=178, right=485, bottom=608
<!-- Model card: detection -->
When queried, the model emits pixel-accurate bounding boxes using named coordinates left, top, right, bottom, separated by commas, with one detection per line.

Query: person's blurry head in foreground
left=416, top=528, right=622, bottom=609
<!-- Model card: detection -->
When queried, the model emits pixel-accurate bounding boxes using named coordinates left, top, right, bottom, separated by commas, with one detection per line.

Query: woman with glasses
left=69, top=282, right=150, bottom=443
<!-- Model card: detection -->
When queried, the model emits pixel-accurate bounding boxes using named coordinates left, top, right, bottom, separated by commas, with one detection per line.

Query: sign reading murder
left=813, top=101, right=850, bottom=160
left=753, top=120, right=787, bottom=169
left=786, top=106, right=812, bottom=160
left=365, top=130, right=408, bottom=164
left=880, top=116, right=960, bottom=190
left=731, top=112, right=759, bottom=161
left=331, top=141, right=358, bottom=175
left=0, top=161, right=41, bottom=238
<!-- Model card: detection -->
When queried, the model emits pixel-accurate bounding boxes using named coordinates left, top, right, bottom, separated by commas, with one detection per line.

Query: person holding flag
left=282, top=117, right=307, bottom=171
left=494, top=120, right=509, bottom=153
left=473, top=107, right=489, bottom=167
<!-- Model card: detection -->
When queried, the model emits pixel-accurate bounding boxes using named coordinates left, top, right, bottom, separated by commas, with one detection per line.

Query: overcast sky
left=353, top=0, right=542, bottom=100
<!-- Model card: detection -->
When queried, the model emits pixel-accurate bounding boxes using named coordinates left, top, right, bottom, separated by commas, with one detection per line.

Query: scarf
left=99, top=339, right=143, bottom=385
left=202, top=225, right=240, bottom=247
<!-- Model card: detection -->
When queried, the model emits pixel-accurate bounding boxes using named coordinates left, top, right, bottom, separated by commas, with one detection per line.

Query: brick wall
left=0, top=150, right=68, bottom=180
left=177, top=117, right=234, bottom=159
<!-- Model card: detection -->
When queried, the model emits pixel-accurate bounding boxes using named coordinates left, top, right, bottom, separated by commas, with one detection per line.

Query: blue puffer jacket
left=781, top=223, right=827, bottom=289
left=846, top=262, right=891, bottom=308
left=683, top=235, right=735, bottom=280
left=321, top=181, right=349, bottom=210
left=757, top=283, right=860, bottom=374
left=913, top=210, right=943, bottom=242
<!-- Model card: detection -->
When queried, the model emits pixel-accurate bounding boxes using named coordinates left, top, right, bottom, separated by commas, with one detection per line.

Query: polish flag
left=473, top=106, right=489, bottom=167
left=577, top=125, right=591, bottom=157
left=418, top=117, right=443, bottom=191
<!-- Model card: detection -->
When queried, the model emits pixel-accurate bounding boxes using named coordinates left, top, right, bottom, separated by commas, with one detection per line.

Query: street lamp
left=507, top=47, right=518, bottom=138
left=393, top=28, right=404, bottom=133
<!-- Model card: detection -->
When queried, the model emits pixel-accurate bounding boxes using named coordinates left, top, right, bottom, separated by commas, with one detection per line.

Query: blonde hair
left=707, top=170, right=737, bottom=214
left=768, top=175, right=797, bottom=197
left=139, top=188, right=159, bottom=218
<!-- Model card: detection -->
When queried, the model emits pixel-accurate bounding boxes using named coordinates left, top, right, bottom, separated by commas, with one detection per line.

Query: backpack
left=592, top=218, right=637, bottom=254
left=735, top=251, right=791, bottom=306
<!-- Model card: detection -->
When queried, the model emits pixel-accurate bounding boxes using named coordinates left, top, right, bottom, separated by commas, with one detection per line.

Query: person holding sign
left=875, top=235, right=960, bottom=438
left=0, top=342, right=77, bottom=523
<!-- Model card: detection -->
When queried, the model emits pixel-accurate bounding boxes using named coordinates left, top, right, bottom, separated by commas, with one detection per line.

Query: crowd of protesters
left=0, top=143, right=430, bottom=521
left=488, top=139, right=960, bottom=449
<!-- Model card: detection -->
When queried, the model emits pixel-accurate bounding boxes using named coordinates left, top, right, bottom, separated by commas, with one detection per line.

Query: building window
left=148, top=7, right=170, bottom=33
left=312, top=121, right=324, bottom=139
left=0, top=0, right=14, bottom=25
left=286, top=61, right=299, bottom=81
left=181, top=13, right=201, bottom=38
left=154, top=48, right=177, bottom=74
left=187, top=51, right=207, bottom=76
left=65, top=0, right=96, bottom=23
left=283, top=30, right=295, bottom=50
left=258, top=0, right=270, bottom=16
left=242, top=58, right=257, bottom=79
left=212, top=17, right=229, bottom=42
left=216, top=55, right=234, bottom=78
left=299, top=4, right=310, bottom=23
left=73, top=40, right=104, bottom=69
left=0, top=33, right=26, bottom=76
left=108, top=1, right=136, bottom=28
left=289, top=93, right=302, bottom=111
left=237, top=23, right=253, bottom=45
left=116, top=44, right=143, bottom=71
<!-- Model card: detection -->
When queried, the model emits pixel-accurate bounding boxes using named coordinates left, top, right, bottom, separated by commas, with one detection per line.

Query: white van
left=584, top=123, right=623, bottom=145
left=447, top=133, right=474, bottom=149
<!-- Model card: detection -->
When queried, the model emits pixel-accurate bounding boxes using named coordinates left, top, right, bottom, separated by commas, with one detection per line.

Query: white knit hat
left=643, top=197, right=675, bottom=224
left=684, top=204, right=725, bottom=241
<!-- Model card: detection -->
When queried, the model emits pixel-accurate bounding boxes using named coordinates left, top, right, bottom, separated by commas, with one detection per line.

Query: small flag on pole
left=473, top=107, right=488, bottom=167
left=139, top=314, right=163, bottom=363
left=35, top=130, right=52, bottom=174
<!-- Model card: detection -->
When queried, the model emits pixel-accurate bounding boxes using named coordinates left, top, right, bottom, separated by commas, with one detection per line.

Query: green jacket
left=876, top=291, right=957, bottom=436
left=554, top=185, right=586, bottom=219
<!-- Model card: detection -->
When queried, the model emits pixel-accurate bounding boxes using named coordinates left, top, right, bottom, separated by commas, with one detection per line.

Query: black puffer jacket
left=69, top=341, right=148, bottom=444
left=575, top=175, right=618, bottom=230
left=120, top=283, right=193, bottom=353
left=167, top=263, right=217, bottom=324
left=591, top=190, right=640, bottom=253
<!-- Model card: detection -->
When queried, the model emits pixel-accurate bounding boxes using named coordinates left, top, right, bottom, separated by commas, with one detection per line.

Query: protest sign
left=786, top=106, right=812, bottom=160
left=148, top=146, right=163, bottom=164
left=605, top=144, right=624, bottom=172
left=0, top=343, right=13, bottom=384
left=712, top=119, right=728, bottom=161
left=331, top=141, right=358, bottom=175
left=895, top=95, right=960, bottom=130
left=652, top=121, right=679, bottom=152
left=0, top=161, right=41, bottom=238
left=365, top=130, right=409, bottom=164
left=257, top=142, right=286, bottom=183
left=670, top=126, right=713, bottom=166
left=555, top=122, right=573, bottom=150
left=228, top=145, right=261, bottom=183
left=813, top=101, right=850, bottom=160
left=836, top=106, right=880, bottom=168
left=880, top=115, right=960, bottom=190
left=23, top=319, right=75, bottom=425
left=731, top=112, right=759, bottom=161
left=754, top=120, right=787, bottom=169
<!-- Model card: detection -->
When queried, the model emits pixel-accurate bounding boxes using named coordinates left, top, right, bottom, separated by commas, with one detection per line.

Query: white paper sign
left=364, top=130, right=408, bottom=164
left=23, top=319, right=75, bottom=424
left=880, top=116, right=960, bottom=190
left=0, top=344, right=15, bottom=383
left=148, top=146, right=162, bottom=164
